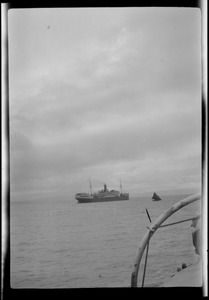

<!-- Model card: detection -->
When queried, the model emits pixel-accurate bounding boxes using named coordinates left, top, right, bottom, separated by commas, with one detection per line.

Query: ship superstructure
left=75, top=179, right=129, bottom=203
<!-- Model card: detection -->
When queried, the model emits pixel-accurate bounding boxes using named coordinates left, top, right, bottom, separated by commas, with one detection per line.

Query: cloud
left=11, top=102, right=200, bottom=185
left=9, top=8, right=201, bottom=198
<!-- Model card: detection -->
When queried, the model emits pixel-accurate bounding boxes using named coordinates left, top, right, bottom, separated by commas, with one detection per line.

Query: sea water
left=10, top=194, right=201, bottom=288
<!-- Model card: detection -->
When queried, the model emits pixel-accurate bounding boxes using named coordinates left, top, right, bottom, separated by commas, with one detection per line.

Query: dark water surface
left=11, top=194, right=201, bottom=288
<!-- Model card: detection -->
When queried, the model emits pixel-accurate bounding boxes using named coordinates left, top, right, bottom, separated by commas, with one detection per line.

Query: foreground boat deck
left=161, top=259, right=202, bottom=287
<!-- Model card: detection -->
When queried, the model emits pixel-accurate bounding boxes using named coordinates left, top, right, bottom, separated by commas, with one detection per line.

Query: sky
left=8, top=7, right=202, bottom=200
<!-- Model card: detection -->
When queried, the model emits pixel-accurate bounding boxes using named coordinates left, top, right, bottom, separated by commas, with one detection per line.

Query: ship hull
left=76, top=195, right=129, bottom=203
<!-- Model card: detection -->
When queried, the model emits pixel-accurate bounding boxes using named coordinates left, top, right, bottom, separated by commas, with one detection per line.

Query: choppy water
left=10, top=194, right=201, bottom=288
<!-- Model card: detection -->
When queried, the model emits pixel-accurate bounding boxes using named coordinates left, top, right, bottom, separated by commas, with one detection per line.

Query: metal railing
left=131, top=193, right=201, bottom=287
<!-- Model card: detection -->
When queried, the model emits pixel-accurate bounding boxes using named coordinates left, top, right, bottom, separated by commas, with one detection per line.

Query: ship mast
left=120, top=178, right=123, bottom=194
left=88, top=177, right=93, bottom=195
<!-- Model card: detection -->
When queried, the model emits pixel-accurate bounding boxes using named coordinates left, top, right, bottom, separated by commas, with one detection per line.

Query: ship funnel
left=104, top=184, right=107, bottom=192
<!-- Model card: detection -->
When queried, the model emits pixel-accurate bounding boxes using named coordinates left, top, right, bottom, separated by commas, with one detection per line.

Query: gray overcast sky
left=9, top=7, right=201, bottom=200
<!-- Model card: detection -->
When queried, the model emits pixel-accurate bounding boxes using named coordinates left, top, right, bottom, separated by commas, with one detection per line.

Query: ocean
left=10, top=194, right=201, bottom=288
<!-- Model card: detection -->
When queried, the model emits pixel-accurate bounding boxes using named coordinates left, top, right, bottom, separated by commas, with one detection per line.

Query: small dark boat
left=152, top=192, right=162, bottom=201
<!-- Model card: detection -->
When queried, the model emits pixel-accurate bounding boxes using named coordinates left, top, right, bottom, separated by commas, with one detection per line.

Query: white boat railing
left=131, top=193, right=201, bottom=287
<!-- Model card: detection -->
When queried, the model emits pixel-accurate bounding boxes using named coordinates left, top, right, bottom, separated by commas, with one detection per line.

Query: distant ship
left=152, top=192, right=162, bottom=201
left=75, top=179, right=129, bottom=203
